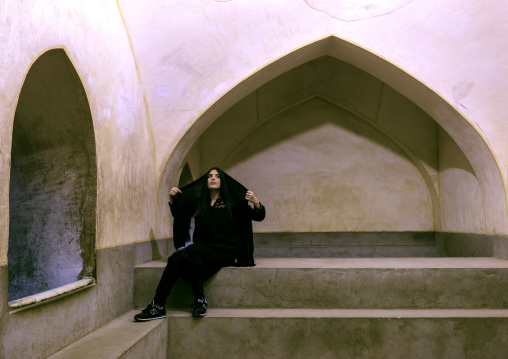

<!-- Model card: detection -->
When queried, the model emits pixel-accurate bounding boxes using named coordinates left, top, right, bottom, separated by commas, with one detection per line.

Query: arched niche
left=178, top=163, right=194, bottom=188
left=8, top=49, right=97, bottom=301
left=158, top=36, right=507, bottom=239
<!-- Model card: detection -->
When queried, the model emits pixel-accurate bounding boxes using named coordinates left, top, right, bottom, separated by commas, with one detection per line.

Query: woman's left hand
left=245, top=191, right=261, bottom=209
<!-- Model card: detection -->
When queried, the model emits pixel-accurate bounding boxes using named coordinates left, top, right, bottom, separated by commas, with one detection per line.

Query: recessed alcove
left=176, top=56, right=483, bottom=245
left=8, top=49, right=97, bottom=301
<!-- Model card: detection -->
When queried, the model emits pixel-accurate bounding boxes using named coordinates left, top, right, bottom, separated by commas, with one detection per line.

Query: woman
left=134, top=168, right=265, bottom=321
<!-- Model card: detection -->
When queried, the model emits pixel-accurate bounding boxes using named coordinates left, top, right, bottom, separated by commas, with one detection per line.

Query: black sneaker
left=191, top=298, right=208, bottom=317
left=134, top=301, right=167, bottom=322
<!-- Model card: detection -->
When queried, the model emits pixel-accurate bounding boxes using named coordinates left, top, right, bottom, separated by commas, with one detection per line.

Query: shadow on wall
left=219, top=97, right=434, bottom=232
left=8, top=49, right=97, bottom=301
left=192, top=55, right=484, bottom=234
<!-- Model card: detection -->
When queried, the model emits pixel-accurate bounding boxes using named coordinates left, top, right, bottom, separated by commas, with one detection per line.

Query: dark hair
left=195, top=167, right=233, bottom=218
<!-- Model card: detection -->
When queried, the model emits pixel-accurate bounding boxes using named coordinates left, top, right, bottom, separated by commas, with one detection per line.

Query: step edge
left=166, top=308, right=508, bottom=318
left=136, top=257, right=508, bottom=269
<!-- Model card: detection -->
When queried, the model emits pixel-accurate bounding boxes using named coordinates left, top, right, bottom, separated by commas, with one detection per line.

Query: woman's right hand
left=169, top=187, right=182, bottom=204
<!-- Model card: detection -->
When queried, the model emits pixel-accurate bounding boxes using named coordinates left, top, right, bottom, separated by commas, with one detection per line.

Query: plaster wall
left=0, top=1, right=157, bottom=357
left=220, top=98, right=433, bottom=232
left=129, top=1, right=508, bottom=237
left=438, top=128, right=485, bottom=233
left=194, top=55, right=493, bottom=236
left=0, top=0, right=157, bottom=263
left=197, top=57, right=442, bottom=233
left=118, top=0, right=505, bottom=162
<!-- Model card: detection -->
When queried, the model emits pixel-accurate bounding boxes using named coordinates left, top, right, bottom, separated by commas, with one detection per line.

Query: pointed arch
left=158, top=35, right=507, bottom=237
left=8, top=49, right=97, bottom=301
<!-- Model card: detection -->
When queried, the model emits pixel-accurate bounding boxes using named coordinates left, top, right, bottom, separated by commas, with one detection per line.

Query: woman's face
left=207, top=169, right=221, bottom=190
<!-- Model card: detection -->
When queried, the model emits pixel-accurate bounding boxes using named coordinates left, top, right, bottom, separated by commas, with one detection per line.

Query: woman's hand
left=245, top=191, right=261, bottom=209
left=169, top=187, right=182, bottom=204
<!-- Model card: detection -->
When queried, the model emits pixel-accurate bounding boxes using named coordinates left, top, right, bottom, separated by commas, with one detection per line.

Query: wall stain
left=452, top=82, right=474, bottom=110
left=303, top=0, right=414, bottom=22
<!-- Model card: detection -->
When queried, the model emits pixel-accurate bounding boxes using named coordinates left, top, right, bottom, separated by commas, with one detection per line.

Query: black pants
left=153, top=255, right=205, bottom=307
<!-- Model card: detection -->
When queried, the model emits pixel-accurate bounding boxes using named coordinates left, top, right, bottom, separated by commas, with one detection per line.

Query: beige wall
left=0, top=1, right=159, bottom=357
left=222, top=98, right=434, bottom=232
left=148, top=1, right=508, bottom=236
left=186, top=55, right=493, bottom=235
left=114, top=1, right=508, bottom=176
left=194, top=57, right=437, bottom=233
left=438, top=129, right=485, bottom=233
left=0, top=0, right=157, bottom=267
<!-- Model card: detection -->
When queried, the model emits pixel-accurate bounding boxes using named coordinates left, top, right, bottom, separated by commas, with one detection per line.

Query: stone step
left=253, top=232, right=445, bottom=257
left=134, top=257, right=508, bottom=310
left=254, top=245, right=443, bottom=257
left=47, top=310, right=167, bottom=359
left=166, top=308, right=508, bottom=359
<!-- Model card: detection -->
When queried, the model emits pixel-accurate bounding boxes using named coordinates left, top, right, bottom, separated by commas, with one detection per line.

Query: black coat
left=169, top=171, right=265, bottom=266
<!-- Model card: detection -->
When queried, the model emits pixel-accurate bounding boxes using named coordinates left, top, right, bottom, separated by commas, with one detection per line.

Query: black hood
left=173, top=170, right=247, bottom=206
